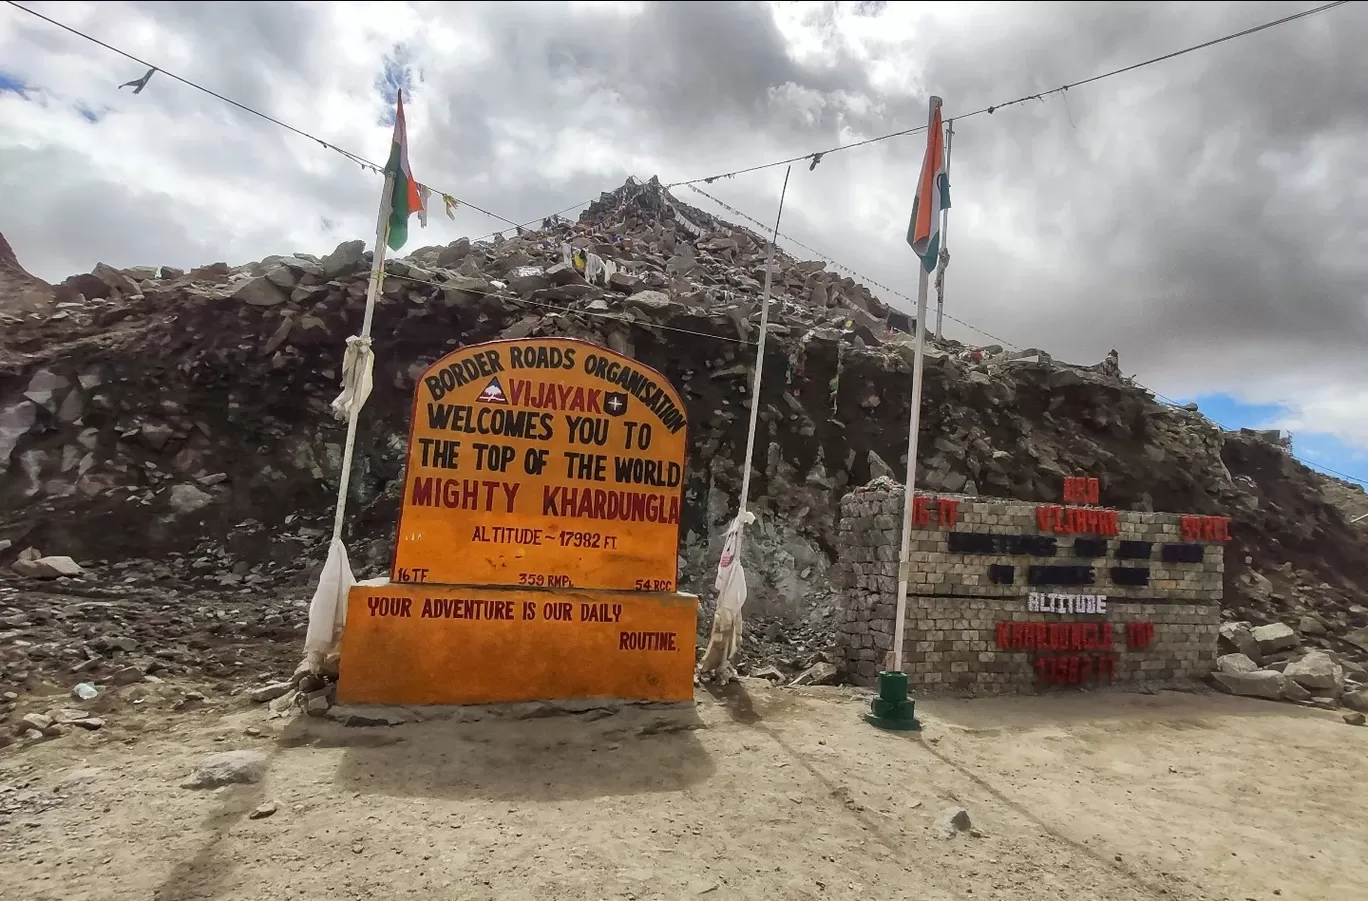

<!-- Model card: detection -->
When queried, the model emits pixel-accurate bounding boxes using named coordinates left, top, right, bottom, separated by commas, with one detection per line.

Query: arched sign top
left=414, top=337, right=688, bottom=436
left=392, top=338, right=690, bottom=592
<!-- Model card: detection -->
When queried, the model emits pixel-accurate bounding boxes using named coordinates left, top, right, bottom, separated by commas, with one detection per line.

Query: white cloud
left=1, top=0, right=1366, bottom=459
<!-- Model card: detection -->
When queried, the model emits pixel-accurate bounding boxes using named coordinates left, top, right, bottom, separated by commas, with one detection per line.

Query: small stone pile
left=1212, top=619, right=1368, bottom=722
left=0, top=523, right=324, bottom=710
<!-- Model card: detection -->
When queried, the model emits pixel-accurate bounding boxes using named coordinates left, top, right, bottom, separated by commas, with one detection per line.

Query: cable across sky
left=4, top=0, right=1353, bottom=222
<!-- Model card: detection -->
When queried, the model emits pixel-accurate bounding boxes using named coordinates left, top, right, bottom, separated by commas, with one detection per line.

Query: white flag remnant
left=303, top=538, right=356, bottom=673
left=330, top=336, right=375, bottom=422
left=697, top=511, right=755, bottom=681
left=300, top=92, right=420, bottom=674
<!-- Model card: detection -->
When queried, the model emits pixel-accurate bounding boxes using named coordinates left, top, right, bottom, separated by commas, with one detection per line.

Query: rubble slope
left=0, top=233, right=53, bottom=315
left=2, top=177, right=1366, bottom=669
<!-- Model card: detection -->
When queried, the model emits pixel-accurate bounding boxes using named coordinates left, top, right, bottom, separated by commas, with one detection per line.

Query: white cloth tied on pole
left=698, top=511, right=755, bottom=680
left=330, top=335, right=374, bottom=423
left=584, top=252, right=604, bottom=286
left=300, top=156, right=395, bottom=676
left=303, top=538, right=355, bottom=674
left=934, top=247, right=950, bottom=296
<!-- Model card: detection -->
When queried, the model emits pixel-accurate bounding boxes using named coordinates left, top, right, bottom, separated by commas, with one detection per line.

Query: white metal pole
left=734, top=165, right=793, bottom=553
left=891, top=266, right=931, bottom=673
left=330, top=172, right=395, bottom=544
left=892, top=97, right=941, bottom=674
left=934, top=119, right=953, bottom=341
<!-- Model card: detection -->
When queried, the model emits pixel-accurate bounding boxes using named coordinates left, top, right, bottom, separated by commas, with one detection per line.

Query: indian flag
left=385, top=90, right=425, bottom=251
left=906, top=97, right=950, bottom=273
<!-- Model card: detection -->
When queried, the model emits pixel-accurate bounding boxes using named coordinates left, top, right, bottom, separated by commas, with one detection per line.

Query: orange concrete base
left=336, top=584, right=699, bottom=706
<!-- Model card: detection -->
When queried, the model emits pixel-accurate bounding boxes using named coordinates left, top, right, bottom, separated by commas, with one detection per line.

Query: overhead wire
left=1, top=0, right=527, bottom=232
left=6, top=0, right=1352, bottom=212
left=662, top=0, right=1352, bottom=186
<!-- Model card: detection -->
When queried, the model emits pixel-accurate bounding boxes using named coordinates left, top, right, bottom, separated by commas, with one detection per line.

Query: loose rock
left=1212, top=670, right=1288, bottom=700
left=250, top=682, right=294, bottom=703
left=1251, top=623, right=1299, bottom=656
left=789, top=661, right=839, bottom=687
left=1283, top=650, right=1342, bottom=692
left=183, top=750, right=268, bottom=789
left=1297, top=615, right=1326, bottom=636
left=232, top=276, right=289, bottom=307
left=12, top=554, right=83, bottom=579
left=1218, top=623, right=1262, bottom=661
left=1342, top=689, right=1368, bottom=713
left=168, top=484, right=214, bottom=516
left=249, top=801, right=278, bottom=819
left=1216, top=653, right=1259, bottom=675
left=21, top=712, right=54, bottom=732
left=934, top=806, right=972, bottom=839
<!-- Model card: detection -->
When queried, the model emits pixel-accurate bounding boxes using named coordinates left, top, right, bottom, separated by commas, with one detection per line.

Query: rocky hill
left=0, top=233, right=53, bottom=316
left=2, top=176, right=1367, bottom=688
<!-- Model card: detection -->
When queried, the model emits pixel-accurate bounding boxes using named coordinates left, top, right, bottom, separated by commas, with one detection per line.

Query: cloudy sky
left=2, top=1, right=1366, bottom=483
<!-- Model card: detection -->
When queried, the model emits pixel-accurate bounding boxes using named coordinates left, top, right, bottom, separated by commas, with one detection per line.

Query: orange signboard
left=335, top=584, right=699, bottom=705
left=391, top=338, right=689, bottom=592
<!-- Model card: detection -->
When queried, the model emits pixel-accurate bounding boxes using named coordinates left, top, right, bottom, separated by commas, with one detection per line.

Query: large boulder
left=1282, top=679, right=1312, bottom=702
left=232, top=275, right=288, bottom=307
left=1343, top=689, right=1368, bottom=713
left=91, top=262, right=140, bottom=297
left=321, top=240, right=366, bottom=278
left=628, top=289, right=672, bottom=310
left=1297, top=614, right=1327, bottom=636
left=167, top=483, right=214, bottom=516
left=1341, top=657, right=1368, bottom=685
left=1212, top=670, right=1288, bottom=700
left=1344, top=628, right=1368, bottom=655
left=1216, top=653, right=1260, bottom=675
left=1218, top=622, right=1261, bottom=661
left=12, top=554, right=84, bottom=579
left=1283, top=650, right=1342, bottom=692
left=1251, top=623, right=1298, bottom=656
left=508, top=267, right=550, bottom=295
left=436, top=237, right=472, bottom=267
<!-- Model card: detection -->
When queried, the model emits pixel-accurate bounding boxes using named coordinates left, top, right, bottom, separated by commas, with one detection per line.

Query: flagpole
left=934, top=119, right=953, bottom=341
left=891, top=96, right=941, bottom=676
left=735, top=165, right=792, bottom=548
left=697, top=165, right=792, bottom=681
left=330, top=172, right=394, bottom=545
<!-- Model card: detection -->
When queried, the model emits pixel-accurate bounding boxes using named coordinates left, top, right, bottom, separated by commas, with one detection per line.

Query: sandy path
left=1, top=683, right=1363, bottom=901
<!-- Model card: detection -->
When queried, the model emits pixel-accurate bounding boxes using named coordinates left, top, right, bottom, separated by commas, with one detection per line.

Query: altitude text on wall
left=835, top=478, right=1226, bottom=693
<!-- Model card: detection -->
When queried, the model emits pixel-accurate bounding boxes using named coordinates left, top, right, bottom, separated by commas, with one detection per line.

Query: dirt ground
left=1, top=681, right=1364, bottom=901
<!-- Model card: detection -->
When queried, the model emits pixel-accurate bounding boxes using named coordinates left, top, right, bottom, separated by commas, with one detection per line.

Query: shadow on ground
left=914, top=685, right=1347, bottom=732
left=283, top=703, right=716, bottom=803
left=149, top=767, right=272, bottom=901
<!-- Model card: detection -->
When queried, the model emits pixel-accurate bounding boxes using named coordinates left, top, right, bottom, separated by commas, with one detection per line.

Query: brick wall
left=834, top=487, right=1223, bottom=693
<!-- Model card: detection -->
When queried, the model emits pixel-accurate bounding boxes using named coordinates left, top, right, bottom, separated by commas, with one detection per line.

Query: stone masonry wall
left=834, top=486, right=1223, bottom=693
